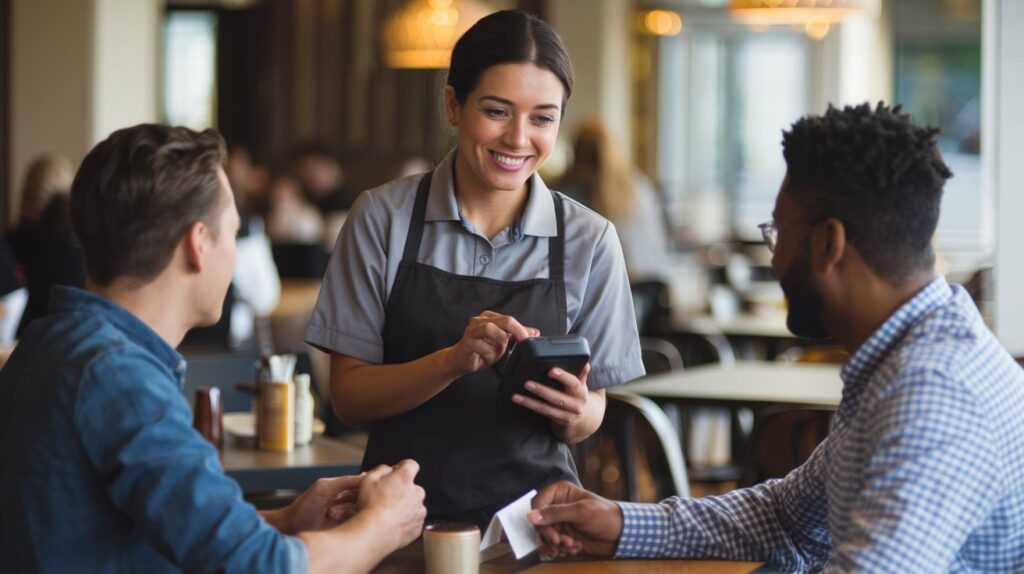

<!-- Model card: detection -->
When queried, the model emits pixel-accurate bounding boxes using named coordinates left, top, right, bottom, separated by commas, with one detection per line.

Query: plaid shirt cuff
left=614, top=501, right=675, bottom=558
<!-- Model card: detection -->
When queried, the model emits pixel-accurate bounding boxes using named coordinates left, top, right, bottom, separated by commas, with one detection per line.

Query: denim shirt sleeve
left=73, top=349, right=307, bottom=573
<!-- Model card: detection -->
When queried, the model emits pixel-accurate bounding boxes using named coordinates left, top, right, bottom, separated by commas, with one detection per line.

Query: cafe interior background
left=3, top=0, right=1024, bottom=499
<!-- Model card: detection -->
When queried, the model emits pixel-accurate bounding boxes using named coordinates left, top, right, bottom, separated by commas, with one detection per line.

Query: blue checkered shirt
left=615, top=278, right=1024, bottom=572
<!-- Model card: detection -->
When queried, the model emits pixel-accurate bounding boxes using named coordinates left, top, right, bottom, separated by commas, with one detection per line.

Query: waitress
left=306, top=9, right=645, bottom=529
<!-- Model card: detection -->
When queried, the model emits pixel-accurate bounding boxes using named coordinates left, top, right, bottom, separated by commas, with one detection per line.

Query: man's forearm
left=300, top=512, right=397, bottom=574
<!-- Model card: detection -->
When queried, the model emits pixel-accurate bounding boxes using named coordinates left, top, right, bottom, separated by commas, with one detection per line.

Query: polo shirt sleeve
left=305, top=189, right=391, bottom=363
left=74, top=350, right=307, bottom=574
left=569, top=220, right=645, bottom=389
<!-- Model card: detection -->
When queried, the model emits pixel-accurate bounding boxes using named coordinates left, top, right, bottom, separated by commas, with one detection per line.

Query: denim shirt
left=0, top=286, right=307, bottom=573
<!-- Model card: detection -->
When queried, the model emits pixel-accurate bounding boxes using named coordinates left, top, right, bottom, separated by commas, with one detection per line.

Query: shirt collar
left=49, top=285, right=186, bottom=379
left=840, top=276, right=952, bottom=387
left=424, top=148, right=558, bottom=238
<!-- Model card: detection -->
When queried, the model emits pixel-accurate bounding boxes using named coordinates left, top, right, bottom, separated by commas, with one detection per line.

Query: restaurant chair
left=728, top=344, right=841, bottom=485
left=741, top=406, right=832, bottom=486
left=575, top=390, right=690, bottom=502
left=639, top=336, right=685, bottom=375
left=630, top=279, right=672, bottom=337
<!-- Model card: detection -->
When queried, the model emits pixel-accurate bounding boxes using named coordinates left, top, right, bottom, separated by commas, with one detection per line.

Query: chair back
left=742, top=406, right=832, bottom=486
left=639, top=336, right=684, bottom=375
left=574, top=390, right=689, bottom=502
left=630, top=280, right=672, bottom=336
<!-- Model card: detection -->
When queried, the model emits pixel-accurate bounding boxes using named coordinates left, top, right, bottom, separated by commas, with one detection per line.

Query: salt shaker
left=293, top=373, right=314, bottom=446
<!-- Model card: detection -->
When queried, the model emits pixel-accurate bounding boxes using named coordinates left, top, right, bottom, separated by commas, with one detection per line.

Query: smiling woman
left=304, top=9, right=646, bottom=530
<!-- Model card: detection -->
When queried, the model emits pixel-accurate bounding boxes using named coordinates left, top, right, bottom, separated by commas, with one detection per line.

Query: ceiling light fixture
left=381, top=0, right=493, bottom=69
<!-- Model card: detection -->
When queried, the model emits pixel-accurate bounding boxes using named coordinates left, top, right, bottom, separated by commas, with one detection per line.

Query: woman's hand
left=511, top=364, right=591, bottom=426
left=448, top=310, right=539, bottom=375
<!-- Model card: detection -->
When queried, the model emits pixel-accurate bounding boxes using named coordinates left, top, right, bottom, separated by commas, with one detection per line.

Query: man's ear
left=183, top=221, right=208, bottom=273
left=444, top=86, right=460, bottom=128
left=814, top=218, right=848, bottom=273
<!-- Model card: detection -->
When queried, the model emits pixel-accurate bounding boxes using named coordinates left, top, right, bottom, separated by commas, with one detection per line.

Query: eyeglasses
left=758, top=220, right=781, bottom=253
left=758, top=219, right=813, bottom=253
left=759, top=218, right=844, bottom=253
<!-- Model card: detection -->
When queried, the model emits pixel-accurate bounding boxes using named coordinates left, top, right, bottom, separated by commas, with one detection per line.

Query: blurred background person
left=6, top=153, right=86, bottom=337
left=265, top=174, right=325, bottom=245
left=0, top=240, right=26, bottom=344
left=392, top=155, right=433, bottom=180
left=292, top=142, right=356, bottom=216
left=225, top=143, right=271, bottom=227
left=184, top=143, right=281, bottom=351
left=559, top=118, right=670, bottom=280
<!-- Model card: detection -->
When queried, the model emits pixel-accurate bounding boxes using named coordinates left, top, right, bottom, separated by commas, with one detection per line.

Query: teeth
left=494, top=153, right=526, bottom=166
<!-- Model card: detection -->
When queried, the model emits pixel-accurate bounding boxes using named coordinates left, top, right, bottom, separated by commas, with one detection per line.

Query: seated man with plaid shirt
left=528, top=103, right=1024, bottom=573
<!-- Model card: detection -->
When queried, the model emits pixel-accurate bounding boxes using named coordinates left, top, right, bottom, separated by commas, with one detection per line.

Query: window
left=163, top=11, right=218, bottom=130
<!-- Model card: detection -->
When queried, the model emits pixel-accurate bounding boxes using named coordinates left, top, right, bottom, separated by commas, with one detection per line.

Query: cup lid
left=423, top=521, right=480, bottom=537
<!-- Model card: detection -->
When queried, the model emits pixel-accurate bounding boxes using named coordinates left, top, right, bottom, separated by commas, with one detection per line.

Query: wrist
left=262, top=507, right=295, bottom=535
left=437, top=346, right=467, bottom=379
left=348, top=507, right=400, bottom=554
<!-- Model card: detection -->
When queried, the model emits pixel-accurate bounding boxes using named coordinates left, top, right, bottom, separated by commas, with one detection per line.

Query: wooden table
left=671, top=313, right=793, bottom=340
left=270, top=279, right=323, bottom=319
left=623, top=361, right=842, bottom=409
left=222, top=436, right=363, bottom=494
left=374, top=541, right=763, bottom=573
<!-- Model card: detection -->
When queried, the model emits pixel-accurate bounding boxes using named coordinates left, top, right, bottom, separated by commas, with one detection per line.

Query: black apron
left=364, top=172, right=579, bottom=529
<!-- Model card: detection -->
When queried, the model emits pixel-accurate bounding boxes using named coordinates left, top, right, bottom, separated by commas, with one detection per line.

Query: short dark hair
left=71, top=124, right=227, bottom=286
left=447, top=9, right=574, bottom=112
left=782, top=103, right=953, bottom=282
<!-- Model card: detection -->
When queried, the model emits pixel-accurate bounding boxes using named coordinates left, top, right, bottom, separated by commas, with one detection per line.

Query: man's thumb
left=528, top=503, right=580, bottom=526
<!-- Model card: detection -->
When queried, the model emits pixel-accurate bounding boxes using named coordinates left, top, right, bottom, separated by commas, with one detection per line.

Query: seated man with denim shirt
left=527, top=104, right=1024, bottom=572
left=0, top=124, right=426, bottom=573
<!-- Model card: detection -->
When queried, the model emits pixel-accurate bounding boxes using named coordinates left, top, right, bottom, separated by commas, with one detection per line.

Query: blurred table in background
left=222, top=436, right=362, bottom=494
left=625, top=361, right=841, bottom=489
left=670, top=312, right=792, bottom=340
left=624, top=361, right=842, bottom=409
left=271, top=279, right=322, bottom=320
left=668, top=309, right=800, bottom=361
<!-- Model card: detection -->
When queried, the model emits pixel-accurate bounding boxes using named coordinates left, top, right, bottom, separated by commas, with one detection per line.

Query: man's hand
left=528, top=481, right=623, bottom=558
left=263, top=474, right=363, bottom=535
left=357, top=459, right=428, bottom=553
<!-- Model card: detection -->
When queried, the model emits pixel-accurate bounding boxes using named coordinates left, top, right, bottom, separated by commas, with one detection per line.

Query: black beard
left=779, top=256, right=831, bottom=341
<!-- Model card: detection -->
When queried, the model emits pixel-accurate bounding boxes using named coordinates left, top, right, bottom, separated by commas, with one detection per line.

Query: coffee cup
left=423, top=522, right=480, bottom=574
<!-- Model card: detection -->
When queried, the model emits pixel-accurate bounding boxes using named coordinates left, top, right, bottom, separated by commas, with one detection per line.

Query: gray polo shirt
left=305, top=149, right=645, bottom=389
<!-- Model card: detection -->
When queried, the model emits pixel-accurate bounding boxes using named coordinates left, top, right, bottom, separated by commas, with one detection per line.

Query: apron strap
left=548, top=190, right=567, bottom=331
left=548, top=190, right=565, bottom=281
left=401, top=172, right=566, bottom=300
left=400, top=171, right=434, bottom=264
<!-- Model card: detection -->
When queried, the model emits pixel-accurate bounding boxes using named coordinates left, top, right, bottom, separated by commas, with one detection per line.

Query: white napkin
left=479, top=489, right=539, bottom=559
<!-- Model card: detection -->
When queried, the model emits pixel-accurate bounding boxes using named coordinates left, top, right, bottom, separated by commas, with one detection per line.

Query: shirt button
left=479, top=255, right=491, bottom=265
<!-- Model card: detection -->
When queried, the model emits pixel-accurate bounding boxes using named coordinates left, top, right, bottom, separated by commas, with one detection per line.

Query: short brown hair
left=70, top=124, right=227, bottom=286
